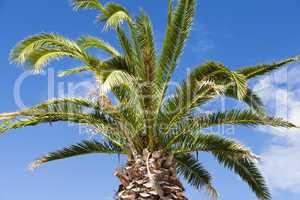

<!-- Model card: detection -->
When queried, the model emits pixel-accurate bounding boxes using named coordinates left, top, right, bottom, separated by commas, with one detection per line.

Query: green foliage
left=156, top=0, right=196, bottom=103
left=225, top=87, right=266, bottom=114
left=0, top=98, right=119, bottom=138
left=77, top=36, right=120, bottom=56
left=237, top=55, right=300, bottom=79
left=30, top=140, right=124, bottom=170
left=158, top=61, right=251, bottom=135
left=215, top=155, right=271, bottom=200
left=170, top=133, right=253, bottom=156
left=176, top=154, right=218, bottom=199
left=2, top=0, right=300, bottom=199
left=72, top=0, right=106, bottom=12
left=193, top=109, right=296, bottom=129
left=133, top=12, right=159, bottom=148
left=173, top=133, right=270, bottom=199
left=168, top=0, right=173, bottom=25
left=187, top=62, right=248, bottom=100
left=58, top=66, right=91, bottom=77
left=134, top=12, right=157, bottom=78
left=10, top=33, right=90, bottom=72
left=97, top=2, right=132, bottom=30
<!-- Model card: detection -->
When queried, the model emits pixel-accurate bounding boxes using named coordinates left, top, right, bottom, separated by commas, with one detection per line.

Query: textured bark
left=115, top=149, right=188, bottom=200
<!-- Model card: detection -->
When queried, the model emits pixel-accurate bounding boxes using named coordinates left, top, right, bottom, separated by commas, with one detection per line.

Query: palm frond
left=99, top=56, right=133, bottom=75
left=164, top=110, right=295, bottom=144
left=215, top=154, right=271, bottom=200
left=176, top=154, right=218, bottom=200
left=0, top=98, right=98, bottom=120
left=26, top=49, right=77, bottom=72
left=112, top=85, right=144, bottom=132
left=115, top=28, right=136, bottom=68
left=58, top=66, right=91, bottom=77
left=95, top=57, right=142, bottom=110
left=0, top=114, right=101, bottom=133
left=160, top=61, right=264, bottom=121
left=133, top=12, right=159, bottom=148
left=10, top=33, right=92, bottom=72
left=158, top=61, right=250, bottom=136
left=97, top=3, right=132, bottom=30
left=171, top=133, right=269, bottom=199
left=135, top=12, right=157, bottom=78
left=237, top=55, right=300, bottom=79
left=101, top=70, right=137, bottom=93
left=0, top=98, right=119, bottom=135
left=72, top=0, right=106, bottom=13
left=156, top=0, right=196, bottom=106
left=104, top=12, right=132, bottom=31
left=0, top=109, right=132, bottom=153
left=24, top=97, right=99, bottom=113
left=171, top=133, right=256, bottom=159
left=91, top=57, right=143, bottom=128
left=225, top=87, right=265, bottom=114
left=194, top=109, right=296, bottom=129
left=188, top=62, right=248, bottom=100
left=159, top=79, right=225, bottom=135
left=168, top=0, right=173, bottom=25
left=77, top=36, right=120, bottom=56
left=11, top=33, right=85, bottom=64
left=30, top=139, right=125, bottom=170
left=72, top=1, right=132, bottom=33
left=230, top=71, right=247, bottom=100
left=83, top=56, right=135, bottom=90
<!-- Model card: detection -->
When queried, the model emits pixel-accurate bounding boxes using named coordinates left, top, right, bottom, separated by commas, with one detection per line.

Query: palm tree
left=1, top=0, right=299, bottom=199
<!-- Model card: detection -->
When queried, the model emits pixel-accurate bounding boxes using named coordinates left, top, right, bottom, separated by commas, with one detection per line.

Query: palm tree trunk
left=115, top=149, right=188, bottom=200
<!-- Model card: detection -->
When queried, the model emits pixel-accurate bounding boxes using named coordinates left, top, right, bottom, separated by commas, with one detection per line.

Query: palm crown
left=1, top=0, right=299, bottom=199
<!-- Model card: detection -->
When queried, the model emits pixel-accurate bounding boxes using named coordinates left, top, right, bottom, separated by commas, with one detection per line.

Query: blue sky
left=0, top=0, right=300, bottom=199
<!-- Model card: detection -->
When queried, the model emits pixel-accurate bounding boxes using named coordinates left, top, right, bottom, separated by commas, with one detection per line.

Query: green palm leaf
left=101, top=70, right=137, bottom=92
left=187, top=62, right=248, bottom=99
left=134, top=12, right=157, bottom=79
left=26, top=49, right=78, bottom=72
left=159, top=80, right=224, bottom=135
left=170, top=133, right=256, bottom=159
left=21, top=97, right=98, bottom=114
left=30, top=139, right=125, bottom=170
left=97, top=3, right=132, bottom=30
left=0, top=98, right=119, bottom=135
left=237, top=55, right=300, bottom=79
left=225, top=87, right=266, bottom=114
left=172, top=133, right=269, bottom=199
left=11, top=33, right=85, bottom=64
left=156, top=0, right=196, bottom=104
left=176, top=154, right=218, bottom=199
left=10, top=33, right=93, bottom=72
left=215, top=155, right=270, bottom=200
left=164, top=110, right=295, bottom=146
left=133, top=12, right=159, bottom=147
left=159, top=61, right=250, bottom=135
left=168, top=0, right=173, bottom=25
left=58, top=66, right=91, bottom=77
left=195, top=109, right=296, bottom=129
left=77, top=36, right=120, bottom=56
left=72, top=0, right=106, bottom=13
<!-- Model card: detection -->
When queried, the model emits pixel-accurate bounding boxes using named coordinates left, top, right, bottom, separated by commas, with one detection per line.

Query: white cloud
left=253, top=65, right=300, bottom=194
left=260, top=141, right=300, bottom=193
